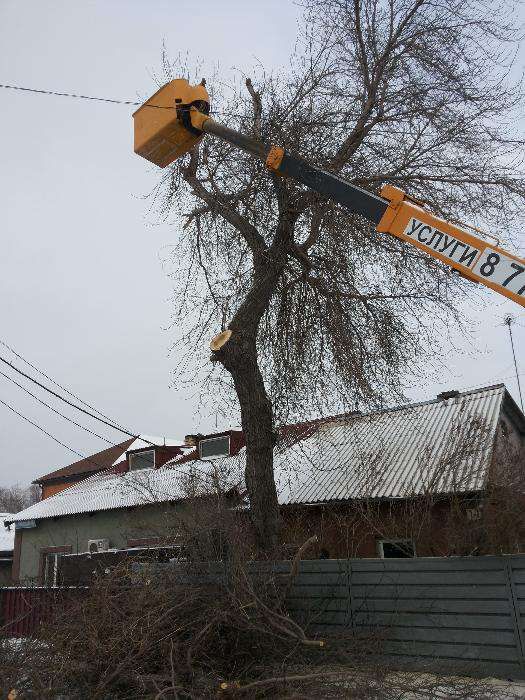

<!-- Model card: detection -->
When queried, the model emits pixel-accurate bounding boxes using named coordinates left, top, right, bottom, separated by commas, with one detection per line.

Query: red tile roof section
left=33, top=438, right=136, bottom=484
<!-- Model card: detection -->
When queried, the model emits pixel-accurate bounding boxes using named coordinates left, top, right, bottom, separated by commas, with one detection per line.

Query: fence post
left=504, top=559, right=525, bottom=672
left=347, top=558, right=355, bottom=636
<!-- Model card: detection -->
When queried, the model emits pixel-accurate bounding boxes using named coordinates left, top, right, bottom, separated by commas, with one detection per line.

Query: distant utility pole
left=503, top=315, right=524, bottom=411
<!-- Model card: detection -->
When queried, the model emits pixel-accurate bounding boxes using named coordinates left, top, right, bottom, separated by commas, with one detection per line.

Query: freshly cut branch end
left=210, top=329, right=232, bottom=351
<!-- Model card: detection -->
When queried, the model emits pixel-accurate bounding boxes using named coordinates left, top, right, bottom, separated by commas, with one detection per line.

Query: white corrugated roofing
left=271, top=384, right=504, bottom=504
left=1, top=514, right=15, bottom=551
left=193, top=384, right=506, bottom=505
left=8, top=385, right=507, bottom=524
left=7, top=463, right=219, bottom=524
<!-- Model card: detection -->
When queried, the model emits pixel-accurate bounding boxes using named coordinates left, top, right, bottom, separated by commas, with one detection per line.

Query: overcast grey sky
left=1, top=0, right=524, bottom=487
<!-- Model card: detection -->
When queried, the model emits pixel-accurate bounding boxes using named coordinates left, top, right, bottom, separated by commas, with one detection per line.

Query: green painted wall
left=17, top=504, right=179, bottom=583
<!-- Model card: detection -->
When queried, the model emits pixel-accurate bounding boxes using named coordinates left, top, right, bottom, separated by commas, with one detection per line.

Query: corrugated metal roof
left=8, top=384, right=507, bottom=524
left=8, top=463, right=216, bottom=525
left=271, top=384, right=504, bottom=504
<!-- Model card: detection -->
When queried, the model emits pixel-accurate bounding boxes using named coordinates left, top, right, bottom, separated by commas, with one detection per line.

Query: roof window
left=129, top=449, right=155, bottom=471
left=199, top=436, right=230, bottom=460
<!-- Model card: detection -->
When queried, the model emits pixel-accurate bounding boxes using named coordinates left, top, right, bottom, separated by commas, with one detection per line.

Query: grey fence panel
left=287, top=556, right=525, bottom=679
left=286, top=559, right=351, bottom=629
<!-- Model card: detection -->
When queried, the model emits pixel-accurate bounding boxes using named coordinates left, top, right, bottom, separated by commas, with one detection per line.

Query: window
left=465, top=505, right=482, bottom=521
left=129, top=449, right=155, bottom=471
left=199, top=436, right=230, bottom=459
left=39, top=546, right=71, bottom=586
left=377, top=539, right=415, bottom=559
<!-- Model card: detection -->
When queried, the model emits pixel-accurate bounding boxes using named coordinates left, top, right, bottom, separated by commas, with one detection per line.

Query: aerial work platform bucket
left=133, top=79, right=210, bottom=168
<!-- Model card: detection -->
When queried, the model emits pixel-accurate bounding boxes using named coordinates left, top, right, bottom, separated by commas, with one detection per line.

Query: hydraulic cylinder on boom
left=133, top=79, right=525, bottom=310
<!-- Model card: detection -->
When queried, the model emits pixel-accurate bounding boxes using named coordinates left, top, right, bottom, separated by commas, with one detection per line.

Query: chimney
left=437, top=390, right=460, bottom=401
left=184, top=434, right=204, bottom=447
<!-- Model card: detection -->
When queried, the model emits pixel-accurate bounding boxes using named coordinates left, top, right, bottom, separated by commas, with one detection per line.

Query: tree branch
left=182, top=149, right=266, bottom=257
left=245, top=78, right=262, bottom=139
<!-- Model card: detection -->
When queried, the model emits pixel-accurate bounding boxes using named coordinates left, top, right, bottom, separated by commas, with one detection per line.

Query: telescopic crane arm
left=133, top=79, right=525, bottom=310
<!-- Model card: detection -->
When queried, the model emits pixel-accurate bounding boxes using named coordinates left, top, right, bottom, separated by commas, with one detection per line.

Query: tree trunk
left=214, top=212, right=295, bottom=552
left=219, top=331, right=280, bottom=552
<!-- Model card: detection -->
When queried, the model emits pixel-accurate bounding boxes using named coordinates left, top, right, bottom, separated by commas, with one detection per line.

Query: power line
left=0, top=394, right=214, bottom=484
left=0, top=396, right=90, bottom=462
left=0, top=350, right=179, bottom=454
left=0, top=352, right=209, bottom=478
left=0, top=83, right=150, bottom=108
left=0, top=339, right=173, bottom=452
left=0, top=338, right=126, bottom=429
left=0, top=354, right=137, bottom=439
left=0, top=368, right=115, bottom=445
left=0, top=82, right=231, bottom=117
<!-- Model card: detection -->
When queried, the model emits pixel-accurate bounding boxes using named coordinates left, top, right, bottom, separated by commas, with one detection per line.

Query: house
left=0, top=514, right=14, bottom=586
left=271, top=384, right=525, bottom=558
left=6, top=384, right=524, bottom=584
left=32, top=431, right=245, bottom=500
left=171, top=383, right=525, bottom=558
left=7, top=433, right=241, bottom=584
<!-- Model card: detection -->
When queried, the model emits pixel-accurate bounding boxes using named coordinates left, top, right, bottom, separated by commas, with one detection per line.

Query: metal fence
left=4, top=555, right=525, bottom=679
left=0, top=586, right=87, bottom=637
left=135, top=554, right=525, bottom=680
left=284, top=555, right=525, bottom=680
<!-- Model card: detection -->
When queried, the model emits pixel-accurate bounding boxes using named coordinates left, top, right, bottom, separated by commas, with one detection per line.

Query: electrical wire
left=0, top=368, right=115, bottom=445
left=0, top=350, right=188, bottom=456
left=0, top=342, right=190, bottom=454
left=0, top=394, right=217, bottom=484
left=0, top=354, right=138, bottom=439
left=0, top=340, right=179, bottom=453
left=0, top=83, right=156, bottom=108
left=0, top=338, right=126, bottom=429
left=0, top=396, right=91, bottom=462
left=0, top=82, right=232, bottom=117
left=0, top=394, right=174, bottom=479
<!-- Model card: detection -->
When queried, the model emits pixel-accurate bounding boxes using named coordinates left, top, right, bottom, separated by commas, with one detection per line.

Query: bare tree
left=0, top=483, right=39, bottom=514
left=157, top=0, right=525, bottom=549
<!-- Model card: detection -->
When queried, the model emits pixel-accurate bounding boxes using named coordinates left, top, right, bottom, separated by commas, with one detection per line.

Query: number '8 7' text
left=472, top=248, right=525, bottom=297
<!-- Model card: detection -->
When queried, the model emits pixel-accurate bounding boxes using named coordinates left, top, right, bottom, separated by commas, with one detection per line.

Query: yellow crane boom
left=133, top=79, right=525, bottom=309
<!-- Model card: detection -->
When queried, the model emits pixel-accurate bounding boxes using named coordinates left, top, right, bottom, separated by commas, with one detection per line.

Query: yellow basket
left=133, top=79, right=209, bottom=168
